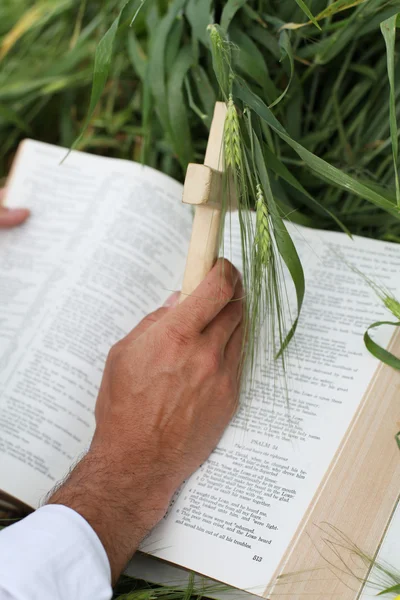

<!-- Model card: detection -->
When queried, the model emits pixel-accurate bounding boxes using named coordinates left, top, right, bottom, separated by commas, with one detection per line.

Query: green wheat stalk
left=209, top=24, right=301, bottom=387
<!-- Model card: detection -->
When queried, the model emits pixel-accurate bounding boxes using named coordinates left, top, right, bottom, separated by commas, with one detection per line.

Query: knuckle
left=164, top=323, right=190, bottom=346
left=107, top=343, right=120, bottom=361
left=141, top=307, right=167, bottom=327
left=107, top=340, right=126, bottom=364
left=149, top=307, right=168, bottom=321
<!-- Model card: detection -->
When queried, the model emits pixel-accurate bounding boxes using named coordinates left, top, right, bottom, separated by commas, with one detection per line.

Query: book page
left=0, top=140, right=191, bottom=507
left=142, top=215, right=400, bottom=595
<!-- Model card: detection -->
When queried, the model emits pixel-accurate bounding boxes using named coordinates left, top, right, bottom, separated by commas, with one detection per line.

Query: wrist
left=47, top=449, right=170, bottom=582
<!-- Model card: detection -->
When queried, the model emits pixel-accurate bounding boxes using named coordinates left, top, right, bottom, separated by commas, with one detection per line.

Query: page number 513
left=253, top=555, right=263, bottom=562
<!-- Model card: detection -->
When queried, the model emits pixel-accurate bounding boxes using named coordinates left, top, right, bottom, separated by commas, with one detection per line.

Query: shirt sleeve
left=0, top=504, right=113, bottom=600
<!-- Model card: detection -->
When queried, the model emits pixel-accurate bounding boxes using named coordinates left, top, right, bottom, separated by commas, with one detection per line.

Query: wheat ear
left=255, top=183, right=271, bottom=266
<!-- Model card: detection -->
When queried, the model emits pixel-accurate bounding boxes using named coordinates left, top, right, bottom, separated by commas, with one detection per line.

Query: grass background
left=1, top=0, right=400, bottom=241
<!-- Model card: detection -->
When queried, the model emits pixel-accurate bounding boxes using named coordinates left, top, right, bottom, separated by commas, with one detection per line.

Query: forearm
left=47, top=448, right=172, bottom=583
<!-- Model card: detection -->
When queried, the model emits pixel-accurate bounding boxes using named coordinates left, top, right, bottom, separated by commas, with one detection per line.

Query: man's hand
left=48, top=259, right=244, bottom=582
left=0, top=189, right=30, bottom=228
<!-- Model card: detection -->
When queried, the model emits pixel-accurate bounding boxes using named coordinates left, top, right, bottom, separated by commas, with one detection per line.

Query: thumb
left=0, top=207, right=30, bottom=229
left=163, top=291, right=180, bottom=308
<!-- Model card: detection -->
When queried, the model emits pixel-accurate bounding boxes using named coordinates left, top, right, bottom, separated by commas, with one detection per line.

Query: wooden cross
left=180, top=102, right=235, bottom=301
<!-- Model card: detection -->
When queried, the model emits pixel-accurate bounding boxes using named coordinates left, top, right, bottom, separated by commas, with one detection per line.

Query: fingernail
left=163, top=291, right=180, bottom=307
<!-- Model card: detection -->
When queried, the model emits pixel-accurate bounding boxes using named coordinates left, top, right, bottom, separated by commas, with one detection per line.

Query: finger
left=126, top=307, right=170, bottom=343
left=203, top=275, right=244, bottom=350
left=0, top=189, right=4, bottom=204
left=163, top=291, right=180, bottom=308
left=121, top=292, right=180, bottom=344
left=166, top=259, right=240, bottom=337
left=0, top=207, right=30, bottom=229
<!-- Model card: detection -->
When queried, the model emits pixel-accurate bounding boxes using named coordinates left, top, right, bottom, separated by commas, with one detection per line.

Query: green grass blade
left=230, top=27, right=279, bottom=104
left=167, top=46, right=194, bottom=167
left=220, top=0, right=248, bottom=31
left=165, top=18, right=184, bottom=74
left=191, top=65, right=216, bottom=123
left=186, top=0, right=213, bottom=45
left=283, top=0, right=368, bottom=29
left=234, top=78, right=400, bottom=220
left=316, top=0, right=369, bottom=20
left=381, top=13, right=400, bottom=207
left=377, top=583, right=400, bottom=596
left=127, top=29, right=147, bottom=80
left=249, top=24, right=281, bottom=59
left=148, top=0, right=188, bottom=137
left=73, top=0, right=143, bottom=149
left=293, top=0, right=321, bottom=29
left=364, top=321, right=400, bottom=371
left=129, top=0, right=146, bottom=26
left=268, top=30, right=294, bottom=108
left=263, top=145, right=351, bottom=234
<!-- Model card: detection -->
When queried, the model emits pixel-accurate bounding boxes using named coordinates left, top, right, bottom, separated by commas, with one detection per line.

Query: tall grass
left=1, top=0, right=400, bottom=242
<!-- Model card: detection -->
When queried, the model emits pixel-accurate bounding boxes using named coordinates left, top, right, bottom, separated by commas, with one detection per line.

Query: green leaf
left=377, top=583, right=400, bottom=596
left=249, top=25, right=281, bottom=60
left=167, top=46, right=194, bottom=167
left=234, top=79, right=400, bottom=220
left=186, top=0, right=212, bottom=45
left=253, top=133, right=305, bottom=355
left=381, top=13, right=400, bottom=207
left=269, top=30, right=294, bottom=108
left=283, top=0, right=368, bottom=29
left=230, top=27, right=279, bottom=104
left=315, top=0, right=368, bottom=21
left=221, top=0, right=249, bottom=31
left=191, top=65, right=216, bottom=124
left=263, top=145, right=351, bottom=235
left=73, top=0, right=144, bottom=149
left=165, top=18, right=184, bottom=74
left=296, top=1, right=374, bottom=63
left=127, top=30, right=147, bottom=80
left=364, top=321, right=400, bottom=370
left=148, top=0, right=187, bottom=137
left=293, top=0, right=321, bottom=30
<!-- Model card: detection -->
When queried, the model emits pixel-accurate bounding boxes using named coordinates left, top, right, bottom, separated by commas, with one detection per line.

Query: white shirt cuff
left=0, top=504, right=112, bottom=600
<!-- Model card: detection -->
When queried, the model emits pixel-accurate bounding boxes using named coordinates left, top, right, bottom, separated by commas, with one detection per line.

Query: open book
left=0, top=140, right=399, bottom=599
